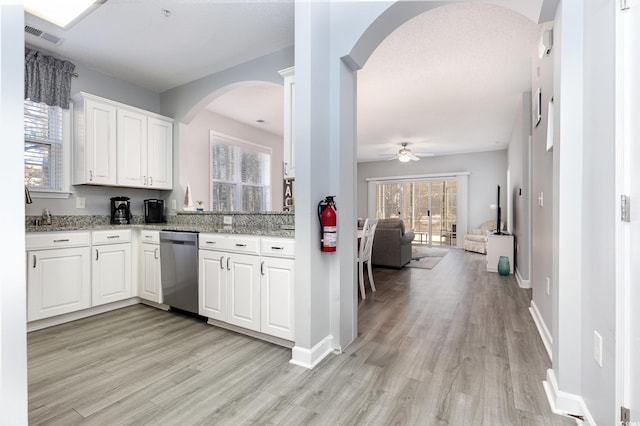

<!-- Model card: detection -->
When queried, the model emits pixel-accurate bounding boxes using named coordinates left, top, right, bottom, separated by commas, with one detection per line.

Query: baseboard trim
left=515, top=267, right=531, bottom=288
left=205, top=318, right=294, bottom=349
left=27, top=298, right=141, bottom=332
left=529, top=300, right=553, bottom=361
left=290, top=335, right=334, bottom=369
left=543, top=369, right=596, bottom=425
left=140, top=300, right=170, bottom=311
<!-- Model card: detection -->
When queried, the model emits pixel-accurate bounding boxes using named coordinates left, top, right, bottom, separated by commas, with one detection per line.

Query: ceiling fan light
left=398, top=153, right=411, bottom=162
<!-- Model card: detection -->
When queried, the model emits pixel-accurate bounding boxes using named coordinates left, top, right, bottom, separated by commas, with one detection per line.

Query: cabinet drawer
left=139, top=229, right=160, bottom=244
left=199, top=234, right=259, bottom=254
left=260, top=238, right=295, bottom=258
left=26, top=231, right=90, bottom=250
left=92, top=229, right=131, bottom=245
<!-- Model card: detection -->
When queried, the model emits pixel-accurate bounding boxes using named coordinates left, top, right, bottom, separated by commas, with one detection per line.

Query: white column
left=0, top=3, right=29, bottom=423
left=291, top=0, right=335, bottom=368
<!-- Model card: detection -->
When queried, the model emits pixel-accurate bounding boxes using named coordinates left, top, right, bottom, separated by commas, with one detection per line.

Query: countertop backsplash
left=25, top=212, right=295, bottom=237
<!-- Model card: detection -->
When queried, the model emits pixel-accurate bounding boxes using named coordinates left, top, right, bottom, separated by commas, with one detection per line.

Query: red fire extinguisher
left=318, top=196, right=337, bottom=252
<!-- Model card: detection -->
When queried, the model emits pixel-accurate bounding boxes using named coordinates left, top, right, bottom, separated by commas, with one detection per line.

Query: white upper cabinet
left=73, top=96, right=117, bottom=185
left=116, top=108, right=147, bottom=188
left=146, top=117, right=173, bottom=189
left=117, top=110, right=173, bottom=189
left=279, top=67, right=295, bottom=180
left=72, top=92, right=173, bottom=190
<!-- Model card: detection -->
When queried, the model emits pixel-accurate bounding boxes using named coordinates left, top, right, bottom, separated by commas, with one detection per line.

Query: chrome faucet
left=25, top=186, right=33, bottom=204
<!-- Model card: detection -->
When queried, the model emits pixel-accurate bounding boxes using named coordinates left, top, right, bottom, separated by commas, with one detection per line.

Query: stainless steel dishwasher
left=159, top=230, right=199, bottom=315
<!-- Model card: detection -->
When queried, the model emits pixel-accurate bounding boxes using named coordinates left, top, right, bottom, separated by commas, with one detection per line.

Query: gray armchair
left=370, top=218, right=415, bottom=268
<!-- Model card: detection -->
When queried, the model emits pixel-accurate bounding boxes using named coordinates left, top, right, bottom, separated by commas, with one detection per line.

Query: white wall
left=531, top=22, right=555, bottom=343
left=1, top=3, right=28, bottom=423
left=357, top=150, right=508, bottom=232
left=580, top=0, right=617, bottom=422
left=179, top=108, right=284, bottom=211
left=508, top=92, right=532, bottom=283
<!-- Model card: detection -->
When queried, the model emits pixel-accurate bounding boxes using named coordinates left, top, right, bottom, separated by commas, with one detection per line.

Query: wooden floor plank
left=28, top=248, right=576, bottom=425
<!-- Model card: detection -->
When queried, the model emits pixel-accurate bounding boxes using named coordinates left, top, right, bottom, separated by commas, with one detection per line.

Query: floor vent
left=25, top=25, right=61, bottom=45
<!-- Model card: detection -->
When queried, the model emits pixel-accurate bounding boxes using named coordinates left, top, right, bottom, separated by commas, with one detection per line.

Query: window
left=210, top=133, right=271, bottom=212
left=24, top=100, right=65, bottom=192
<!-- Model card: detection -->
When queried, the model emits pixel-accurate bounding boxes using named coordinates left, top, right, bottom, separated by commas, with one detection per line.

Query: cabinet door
left=92, top=244, right=132, bottom=306
left=85, top=98, right=117, bottom=185
left=27, top=247, right=91, bottom=321
left=147, top=117, right=173, bottom=189
left=199, top=249, right=227, bottom=321
left=117, top=108, right=148, bottom=188
left=140, top=243, right=162, bottom=303
left=486, top=235, right=514, bottom=274
left=226, top=253, right=261, bottom=332
left=260, top=257, right=295, bottom=340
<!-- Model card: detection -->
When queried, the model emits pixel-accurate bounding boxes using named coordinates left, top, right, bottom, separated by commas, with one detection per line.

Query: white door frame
left=615, top=1, right=638, bottom=422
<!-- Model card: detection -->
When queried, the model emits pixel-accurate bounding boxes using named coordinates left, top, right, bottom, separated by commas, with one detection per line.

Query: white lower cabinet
left=227, top=252, right=261, bottom=332
left=139, top=230, right=162, bottom=303
left=199, top=234, right=294, bottom=341
left=260, top=256, right=295, bottom=341
left=486, top=233, right=514, bottom=274
left=26, top=231, right=92, bottom=322
left=92, top=230, right=132, bottom=306
left=26, top=246, right=91, bottom=322
left=199, top=249, right=227, bottom=321
left=198, top=246, right=261, bottom=332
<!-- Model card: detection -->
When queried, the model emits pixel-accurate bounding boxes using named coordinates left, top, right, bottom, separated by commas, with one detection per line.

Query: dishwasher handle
left=160, top=239, right=197, bottom=246
left=160, top=231, right=199, bottom=246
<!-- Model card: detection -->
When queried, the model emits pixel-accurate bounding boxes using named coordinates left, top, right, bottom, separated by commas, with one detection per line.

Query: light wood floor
left=28, top=249, right=576, bottom=425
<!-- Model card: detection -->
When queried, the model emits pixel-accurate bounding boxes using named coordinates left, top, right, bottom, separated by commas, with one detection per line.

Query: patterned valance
left=25, top=48, right=76, bottom=109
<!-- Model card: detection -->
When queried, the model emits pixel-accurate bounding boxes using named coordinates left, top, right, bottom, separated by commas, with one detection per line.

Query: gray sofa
left=368, top=218, right=415, bottom=268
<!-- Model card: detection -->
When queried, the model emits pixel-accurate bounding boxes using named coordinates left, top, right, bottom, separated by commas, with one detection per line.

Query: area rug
left=406, top=246, right=448, bottom=269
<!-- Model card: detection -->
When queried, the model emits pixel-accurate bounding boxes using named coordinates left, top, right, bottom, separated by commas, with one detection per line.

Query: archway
left=290, top=0, right=557, bottom=366
left=178, top=81, right=285, bottom=211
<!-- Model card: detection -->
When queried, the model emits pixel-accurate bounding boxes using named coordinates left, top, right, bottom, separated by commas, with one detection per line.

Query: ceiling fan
left=381, top=142, right=433, bottom=162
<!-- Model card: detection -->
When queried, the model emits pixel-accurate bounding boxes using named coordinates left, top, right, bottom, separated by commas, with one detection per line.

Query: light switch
left=76, top=197, right=85, bottom=209
left=538, top=192, right=544, bottom=207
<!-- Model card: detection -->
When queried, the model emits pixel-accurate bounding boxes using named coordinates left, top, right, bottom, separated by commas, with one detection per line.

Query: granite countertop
left=25, top=213, right=295, bottom=238
left=25, top=223, right=295, bottom=238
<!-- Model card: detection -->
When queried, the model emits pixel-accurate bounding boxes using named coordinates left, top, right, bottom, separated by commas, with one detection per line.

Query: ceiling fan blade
left=409, top=153, right=420, bottom=161
left=377, top=153, right=398, bottom=160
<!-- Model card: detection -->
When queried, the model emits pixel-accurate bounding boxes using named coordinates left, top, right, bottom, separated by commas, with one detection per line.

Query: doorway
left=374, top=178, right=457, bottom=247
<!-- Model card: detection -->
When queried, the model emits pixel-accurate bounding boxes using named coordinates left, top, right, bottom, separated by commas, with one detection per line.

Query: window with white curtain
left=210, top=133, right=271, bottom=212
left=24, top=100, right=65, bottom=192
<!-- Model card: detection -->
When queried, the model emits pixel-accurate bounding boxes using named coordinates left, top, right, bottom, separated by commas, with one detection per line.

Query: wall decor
left=283, top=178, right=294, bottom=211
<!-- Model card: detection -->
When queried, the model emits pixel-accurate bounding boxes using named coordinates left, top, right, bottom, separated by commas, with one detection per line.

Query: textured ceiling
left=357, top=3, right=542, bottom=162
left=24, top=1, right=543, bottom=163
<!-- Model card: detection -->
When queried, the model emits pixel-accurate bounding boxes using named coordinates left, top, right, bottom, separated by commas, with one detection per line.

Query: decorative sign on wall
left=283, top=179, right=294, bottom=211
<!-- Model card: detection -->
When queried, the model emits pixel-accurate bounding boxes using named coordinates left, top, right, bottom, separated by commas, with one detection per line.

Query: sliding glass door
left=375, top=179, right=457, bottom=246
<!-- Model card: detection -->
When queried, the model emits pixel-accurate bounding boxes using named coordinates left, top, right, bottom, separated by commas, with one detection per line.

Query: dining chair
left=357, top=218, right=378, bottom=300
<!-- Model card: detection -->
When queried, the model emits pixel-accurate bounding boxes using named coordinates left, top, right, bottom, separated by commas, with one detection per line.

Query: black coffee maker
left=110, top=196, right=131, bottom=224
